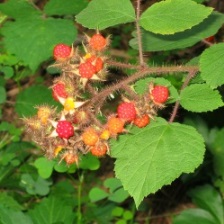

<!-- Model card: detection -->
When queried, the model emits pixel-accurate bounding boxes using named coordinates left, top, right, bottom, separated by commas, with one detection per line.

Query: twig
left=169, top=70, right=198, bottom=122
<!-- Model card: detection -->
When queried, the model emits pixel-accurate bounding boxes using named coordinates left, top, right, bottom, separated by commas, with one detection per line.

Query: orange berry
left=63, top=152, right=79, bottom=165
left=107, top=117, right=125, bottom=135
left=82, top=128, right=99, bottom=146
left=90, top=143, right=108, bottom=157
left=134, top=114, right=150, bottom=128
left=89, top=33, right=107, bottom=51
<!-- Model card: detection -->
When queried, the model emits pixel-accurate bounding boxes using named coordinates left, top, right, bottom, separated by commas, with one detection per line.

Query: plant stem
left=169, top=70, right=197, bottom=122
left=77, top=171, right=84, bottom=224
left=86, top=65, right=198, bottom=107
left=135, top=0, right=145, bottom=66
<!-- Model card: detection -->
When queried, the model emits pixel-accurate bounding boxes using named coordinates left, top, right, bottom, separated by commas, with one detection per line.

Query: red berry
left=90, top=143, right=108, bottom=157
left=86, top=56, right=104, bottom=73
left=134, top=114, right=150, bottom=128
left=89, top=33, right=107, bottom=51
left=56, top=120, right=74, bottom=139
left=151, top=85, right=169, bottom=104
left=82, top=128, right=99, bottom=146
left=52, top=82, right=68, bottom=101
left=117, top=102, right=137, bottom=122
left=79, top=61, right=96, bottom=78
left=53, top=44, right=71, bottom=61
left=107, top=117, right=125, bottom=135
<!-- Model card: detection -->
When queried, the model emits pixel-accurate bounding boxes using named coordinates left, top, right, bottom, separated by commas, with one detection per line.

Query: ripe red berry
left=52, top=82, right=68, bottom=101
left=82, top=128, right=99, bottom=146
left=134, top=114, right=150, bottom=128
left=53, top=44, right=71, bottom=61
left=151, top=85, right=169, bottom=104
left=107, top=117, right=125, bottom=135
left=90, top=143, right=108, bottom=157
left=117, top=102, right=137, bottom=122
left=79, top=61, right=96, bottom=79
left=86, top=56, right=104, bottom=73
left=56, top=120, right=74, bottom=139
left=89, top=33, right=107, bottom=51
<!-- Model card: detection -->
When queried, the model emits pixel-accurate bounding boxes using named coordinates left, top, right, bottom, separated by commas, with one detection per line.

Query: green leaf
left=112, top=207, right=124, bottom=217
left=104, top=178, right=123, bottom=193
left=34, top=157, right=56, bottom=179
left=123, top=210, right=133, bottom=220
left=28, top=196, right=75, bottom=224
left=200, top=43, right=224, bottom=88
left=0, top=87, right=6, bottom=104
left=111, top=118, right=205, bottom=207
left=140, top=0, right=212, bottom=34
left=15, top=85, right=60, bottom=117
left=209, top=128, right=224, bottom=179
left=1, top=17, right=77, bottom=71
left=180, top=84, right=223, bottom=112
left=89, top=187, right=109, bottom=202
left=130, top=12, right=224, bottom=51
left=0, top=192, right=24, bottom=211
left=134, top=77, right=179, bottom=103
left=1, top=66, right=14, bottom=79
left=54, top=161, right=69, bottom=173
left=173, top=208, right=218, bottom=224
left=188, top=185, right=224, bottom=224
left=0, top=205, right=33, bottom=224
left=79, top=154, right=100, bottom=170
left=76, top=0, right=135, bottom=30
left=44, top=0, right=88, bottom=16
left=108, top=187, right=129, bottom=203
left=0, top=0, right=41, bottom=20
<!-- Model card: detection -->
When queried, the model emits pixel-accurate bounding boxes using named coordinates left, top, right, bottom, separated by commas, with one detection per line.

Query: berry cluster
left=24, top=31, right=170, bottom=166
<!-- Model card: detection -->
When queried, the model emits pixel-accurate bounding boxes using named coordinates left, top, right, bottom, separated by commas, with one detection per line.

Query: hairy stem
left=169, top=70, right=198, bottom=122
left=85, top=65, right=198, bottom=107
left=135, top=0, right=145, bottom=66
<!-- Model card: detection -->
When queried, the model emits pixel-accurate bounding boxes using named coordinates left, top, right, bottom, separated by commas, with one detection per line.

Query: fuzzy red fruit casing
left=134, top=114, right=150, bottom=128
left=89, top=34, right=107, bottom=51
left=151, top=86, right=169, bottom=104
left=53, top=44, right=71, bottom=61
left=79, top=61, right=96, bottom=79
left=56, top=120, right=74, bottom=139
left=52, top=82, right=68, bottom=101
left=117, top=102, right=137, bottom=122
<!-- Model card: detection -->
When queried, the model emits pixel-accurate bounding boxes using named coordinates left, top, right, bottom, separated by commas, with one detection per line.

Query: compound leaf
left=200, top=43, right=224, bottom=88
left=130, top=12, right=224, bottom=51
left=44, top=0, right=88, bottom=16
left=111, top=118, right=205, bottom=207
left=180, top=84, right=223, bottom=112
left=140, top=0, right=212, bottom=34
left=29, top=196, right=75, bottom=224
left=76, top=0, right=135, bottom=29
left=1, top=17, right=76, bottom=71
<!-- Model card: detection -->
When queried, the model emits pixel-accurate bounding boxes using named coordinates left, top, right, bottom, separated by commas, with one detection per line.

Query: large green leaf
left=44, top=0, right=88, bottom=16
left=111, top=118, right=205, bottom=207
left=29, top=196, right=75, bottom=224
left=0, top=0, right=41, bottom=20
left=0, top=205, right=33, bottom=224
left=140, top=0, right=212, bottom=34
left=1, top=17, right=77, bottom=71
left=173, top=208, right=218, bottom=224
left=180, top=84, right=223, bottom=112
left=76, top=0, right=135, bottom=29
left=200, top=43, right=224, bottom=88
left=188, top=185, right=224, bottom=224
left=15, top=85, right=60, bottom=117
left=130, top=12, right=224, bottom=51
